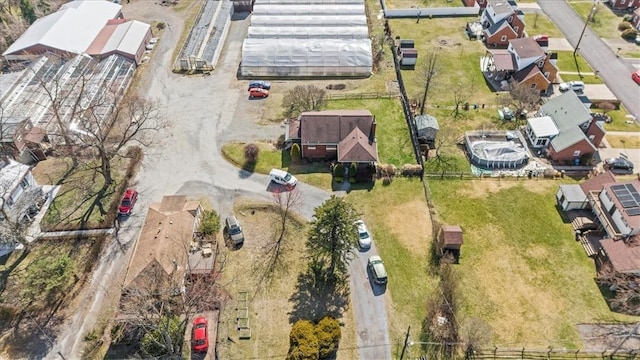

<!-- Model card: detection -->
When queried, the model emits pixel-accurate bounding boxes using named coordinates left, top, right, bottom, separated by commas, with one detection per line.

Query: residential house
left=631, top=8, right=640, bottom=31
left=589, top=180, right=640, bottom=274
left=0, top=117, right=49, bottom=164
left=481, top=0, right=525, bottom=48
left=121, top=195, right=202, bottom=297
left=557, top=171, right=617, bottom=211
left=414, top=114, right=439, bottom=148
left=0, top=158, right=43, bottom=224
left=286, top=110, right=378, bottom=165
left=482, top=37, right=558, bottom=94
left=525, top=91, right=605, bottom=164
left=464, top=0, right=488, bottom=8
left=605, top=0, right=640, bottom=10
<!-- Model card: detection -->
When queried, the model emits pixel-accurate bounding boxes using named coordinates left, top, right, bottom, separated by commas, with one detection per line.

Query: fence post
left=548, top=348, right=552, bottom=360
left=493, top=346, right=498, bottom=360
left=521, top=347, right=525, bottom=359
left=460, top=172, right=463, bottom=179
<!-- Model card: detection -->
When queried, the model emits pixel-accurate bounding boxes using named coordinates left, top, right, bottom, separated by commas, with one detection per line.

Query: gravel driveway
left=45, top=3, right=390, bottom=359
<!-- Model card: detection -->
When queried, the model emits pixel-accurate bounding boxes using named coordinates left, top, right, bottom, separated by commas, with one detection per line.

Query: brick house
left=463, top=0, right=488, bottom=8
left=631, top=8, right=640, bottom=31
left=525, top=91, right=605, bottom=164
left=605, top=0, right=640, bottom=10
left=286, top=110, right=378, bottom=164
left=0, top=117, right=49, bottom=164
left=482, top=37, right=558, bottom=94
left=481, top=0, right=525, bottom=47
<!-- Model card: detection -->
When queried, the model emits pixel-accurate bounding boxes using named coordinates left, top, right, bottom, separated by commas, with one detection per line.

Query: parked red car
left=117, top=188, right=138, bottom=216
left=249, top=87, right=269, bottom=98
left=192, top=316, right=209, bottom=353
left=632, top=70, right=640, bottom=85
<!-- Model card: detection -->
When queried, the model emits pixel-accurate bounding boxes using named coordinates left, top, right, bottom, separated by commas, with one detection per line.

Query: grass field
left=346, top=178, right=438, bottom=354
left=606, top=134, right=640, bottom=148
left=603, top=105, right=640, bottom=132
left=555, top=51, right=597, bottom=75
left=427, top=179, right=636, bottom=348
left=557, top=73, right=603, bottom=84
left=525, top=13, right=563, bottom=38
left=568, top=2, right=623, bottom=40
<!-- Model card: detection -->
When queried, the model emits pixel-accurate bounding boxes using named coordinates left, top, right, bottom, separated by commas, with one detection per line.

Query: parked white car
left=354, top=220, right=372, bottom=250
left=558, top=81, right=584, bottom=93
left=269, top=168, right=297, bottom=187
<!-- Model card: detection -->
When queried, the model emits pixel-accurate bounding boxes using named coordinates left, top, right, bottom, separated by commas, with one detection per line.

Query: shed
left=438, top=225, right=463, bottom=263
left=400, top=48, right=418, bottom=67
left=415, top=114, right=439, bottom=147
left=399, top=39, right=415, bottom=49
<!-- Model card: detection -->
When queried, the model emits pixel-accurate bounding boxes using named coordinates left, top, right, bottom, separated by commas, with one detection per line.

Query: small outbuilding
left=415, top=114, right=439, bottom=148
left=438, top=225, right=463, bottom=263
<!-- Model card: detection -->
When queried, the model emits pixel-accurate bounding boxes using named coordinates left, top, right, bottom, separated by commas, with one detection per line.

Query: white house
left=0, top=159, right=41, bottom=223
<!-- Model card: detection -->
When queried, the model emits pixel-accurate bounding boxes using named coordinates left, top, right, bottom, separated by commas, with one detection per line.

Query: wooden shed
left=438, top=225, right=463, bottom=263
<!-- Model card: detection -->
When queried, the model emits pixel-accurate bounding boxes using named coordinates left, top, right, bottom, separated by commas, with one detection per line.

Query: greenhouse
left=240, top=38, right=372, bottom=77
left=247, top=26, right=369, bottom=39
left=252, top=4, right=365, bottom=16
left=240, top=0, right=372, bottom=78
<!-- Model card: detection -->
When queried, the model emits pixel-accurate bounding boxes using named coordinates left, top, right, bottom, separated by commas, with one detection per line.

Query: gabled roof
left=123, top=195, right=200, bottom=289
left=512, top=62, right=547, bottom=84
left=87, top=20, right=150, bottom=58
left=415, top=114, right=439, bottom=131
left=509, top=37, right=545, bottom=60
left=300, top=110, right=373, bottom=144
left=3, top=0, right=122, bottom=57
left=484, top=19, right=516, bottom=37
left=550, top=126, right=595, bottom=153
left=539, top=91, right=592, bottom=132
left=337, top=127, right=377, bottom=162
left=489, top=49, right=515, bottom=70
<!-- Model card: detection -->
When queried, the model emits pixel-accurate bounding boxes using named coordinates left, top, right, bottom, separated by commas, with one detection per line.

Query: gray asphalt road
left=45, top=3, right=390, bottom=359
left=537, top=0, right=640, bottom=120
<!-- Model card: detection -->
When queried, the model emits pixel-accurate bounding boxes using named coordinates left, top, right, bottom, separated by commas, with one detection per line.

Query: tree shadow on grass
left=288, top=259, right=350, bottom=324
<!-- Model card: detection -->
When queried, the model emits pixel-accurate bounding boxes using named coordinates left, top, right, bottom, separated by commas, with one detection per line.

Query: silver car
left=368, top=256, right=387, bottom=285
left=354, top=220, right=372, bottom=250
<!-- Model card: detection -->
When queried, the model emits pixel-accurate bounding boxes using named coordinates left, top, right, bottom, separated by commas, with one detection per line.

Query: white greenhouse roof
left=252, top=4, right=365, bottom=16
left=241, top=38, right=372, bottom=67
left=3, top=0, right=122, bottom=56
left=254, top=0, right=364, bottom=4
left=528, top=116, right=559, bottom=138
left=247, top=26, right=369, bottom=39
left=250, top=15, right=368, bottom=27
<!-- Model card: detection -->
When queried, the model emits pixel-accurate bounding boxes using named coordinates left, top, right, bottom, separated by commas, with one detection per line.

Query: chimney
left=370, top=120, right=377, bottom=142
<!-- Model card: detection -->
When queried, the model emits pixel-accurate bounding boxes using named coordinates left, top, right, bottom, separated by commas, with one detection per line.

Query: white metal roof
left=252, top=4, right=365, bottom=16
left=3, top=0, right=122, bottom=57
left=247, top=26, right=369, bottom=39
left=527, top=116, right=559, bottom=138
left=241, top=38, right=372, bottom=67
left=100, top=20, right=150, bottom=57
left=250, top=15, right=368, bottom=27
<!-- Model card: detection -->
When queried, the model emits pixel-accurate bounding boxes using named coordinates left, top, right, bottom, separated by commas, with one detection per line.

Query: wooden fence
left=466, top=347, right=638, bottom=360
left=325, top=91, right=400, bottom=100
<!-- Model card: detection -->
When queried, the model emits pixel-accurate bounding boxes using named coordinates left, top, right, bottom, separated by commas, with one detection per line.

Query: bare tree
left=596, top=264, right=640, bottom=316
left=424, top=125, right=459, bottom=172
left=73, top=93, right=165, bottom=189
left=500, top=81, right=541, bottom=121
left=261, top=189, right=303, bottom=276
left=282, top=85, right=327, bottom=118
left=417, top=49, right=440, bottom=115
left=451, top=81, right=472, bottom=118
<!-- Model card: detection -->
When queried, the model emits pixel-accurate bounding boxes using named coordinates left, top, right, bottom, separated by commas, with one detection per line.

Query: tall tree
left=417, top=49, right=440, bottom=115
left=501, top=81, right=541, bottom=122
left=282, top=85, right=327, bottom=119
left=306, top=196, right=358, bottom=280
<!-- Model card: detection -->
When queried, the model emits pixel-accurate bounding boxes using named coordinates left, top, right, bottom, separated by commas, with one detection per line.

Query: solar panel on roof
left=622, top=200, right=637, bottom=208
left=625, top=183, right=636, bottom=192
left=627, top=208, right=640, bottom=216
left=611, top=184, right=627, bottom=191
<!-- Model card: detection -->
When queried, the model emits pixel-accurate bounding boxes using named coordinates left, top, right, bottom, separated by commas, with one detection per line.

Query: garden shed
left=438, top=225, right=463, bottom=263
left=415, top=114, right=439, bottom=148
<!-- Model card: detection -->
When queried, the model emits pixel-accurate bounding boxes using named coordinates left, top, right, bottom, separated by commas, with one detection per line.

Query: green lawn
left=555, top=51, right=596, bottom=74
left=558, top=73, right=603, bottom=84
left=603, top=105, right=640, bottom=132
left=525, top=13, right=563, bottom=38
left=388, top=18, right=497, bottom=106
left=568, top=2, right=623, bottom=40
left=427, top=179, right=636, bottom=347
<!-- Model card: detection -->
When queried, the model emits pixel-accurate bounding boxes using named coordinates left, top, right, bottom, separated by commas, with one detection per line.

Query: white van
left=269, top=168, right=297, bottom=187
left=559, top=81, right=584, bottom=93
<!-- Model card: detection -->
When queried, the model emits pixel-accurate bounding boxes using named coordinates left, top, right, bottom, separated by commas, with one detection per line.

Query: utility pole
left=399, top=326, right=411, bottom=360
left=573, top=5, right=597, bottom=58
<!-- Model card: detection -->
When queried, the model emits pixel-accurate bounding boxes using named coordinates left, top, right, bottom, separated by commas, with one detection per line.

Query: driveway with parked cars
left=45, top=3, right=390, bottom=360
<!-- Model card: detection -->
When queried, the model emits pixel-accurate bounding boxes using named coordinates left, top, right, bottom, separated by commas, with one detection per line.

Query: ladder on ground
left=236, top=290, right=251, bottom=339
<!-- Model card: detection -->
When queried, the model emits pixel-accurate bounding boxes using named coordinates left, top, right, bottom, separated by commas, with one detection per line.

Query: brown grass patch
left=606, top=135, right=640, bottom=149
left=384, top=200, right=431, bottom=256
left=456, top=179, right=559, bottom=198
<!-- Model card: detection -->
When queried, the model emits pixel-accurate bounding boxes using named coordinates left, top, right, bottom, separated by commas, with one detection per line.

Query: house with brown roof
left=605, top=0, right=640, bottom=10
left=0, top=117, right=49, bottom=164
left=463, top=0, right=488, bottom=9
left=121, top=195, right=202, bottom=296
left=286, top=110, right=378, bottom=164
left=481, top=37, right=557, bottom=94
left=586, top=180, right=640, bottom=274
left=481, top=0, right=525, bottom=48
